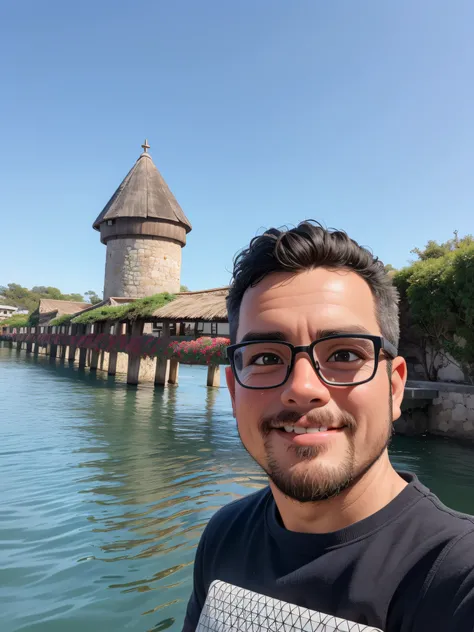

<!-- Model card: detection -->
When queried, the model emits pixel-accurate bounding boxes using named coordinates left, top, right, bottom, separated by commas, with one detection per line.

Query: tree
left=85, top=290, right=102, bottom=305
left=1, top=284, right=39, bottom=312
left=180, top=285, right=190, bottom=292
left=395, top=260, right=456, bottom=381
left=394, top=237, right=474, bottom=382
left=0, top=283, right=85, bottom=313
left=410, top=240, right=447, bottom=261
left=63, top=293, right=85, bottom=302
left=410, top=232, right=474, bottom=261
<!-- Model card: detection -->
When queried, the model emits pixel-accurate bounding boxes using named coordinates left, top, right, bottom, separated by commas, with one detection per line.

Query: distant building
left=0, top=305, right=17, bottom=321
left=31, top=299, right=90, bottom=326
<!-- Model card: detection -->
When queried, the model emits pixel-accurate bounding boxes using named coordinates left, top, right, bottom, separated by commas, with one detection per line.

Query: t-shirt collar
left=266, top=471, right=428, bottom=550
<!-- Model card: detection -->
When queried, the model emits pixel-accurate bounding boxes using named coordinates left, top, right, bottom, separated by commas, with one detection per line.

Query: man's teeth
left=282, top=426, right=329, bottom=433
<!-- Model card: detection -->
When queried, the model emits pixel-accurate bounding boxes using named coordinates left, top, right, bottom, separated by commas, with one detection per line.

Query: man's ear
left=225, top=367, right=237, bottom=418
left=390, top=356, right=408, bottom=422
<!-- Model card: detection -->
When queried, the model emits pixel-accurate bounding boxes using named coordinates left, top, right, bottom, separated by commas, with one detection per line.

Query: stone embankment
left=396, top=381, right=474, bottom=441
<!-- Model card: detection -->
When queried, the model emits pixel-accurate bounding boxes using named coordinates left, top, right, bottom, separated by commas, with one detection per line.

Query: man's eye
left=327, top=350, right=361, bottom=363
left=251, top=353, right=283, bottom=366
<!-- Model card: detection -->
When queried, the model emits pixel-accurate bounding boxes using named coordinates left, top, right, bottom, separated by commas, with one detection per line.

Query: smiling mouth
left=273, top=426, right=346, bottom=434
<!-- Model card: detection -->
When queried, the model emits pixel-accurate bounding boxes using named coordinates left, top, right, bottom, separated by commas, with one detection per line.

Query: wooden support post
left=89, top=323, right=102, bottom=371
left=16, top=342, right=21, bottom=352
left=60, top=344, right=67, bottom=361
left=26, top=342, right=33, bottom=353
left=153, top=322, right=170, bottom=385
left=127, top=357, right=141, bottom=384
left=108, top=351, right=118, bottom=375
left=78, top=347, right=87, bottom=368
left=50, top=344, right=58, bottom=358
left=97, top=322, right=112, bottom=372
left=207, top=364, right=220, bottom=388
left=107, top=322, right=118, bottom=375
left=127, top=321, right=143, bottom=385
left=167, top=322, right=180, bottom=384
left=89, top=348, right=98, bottom=370
left=68, top=325, right=77, bottom=362
left=155, top=357, right=170, bottom=385
left=168, top=358, right=179, bottom=384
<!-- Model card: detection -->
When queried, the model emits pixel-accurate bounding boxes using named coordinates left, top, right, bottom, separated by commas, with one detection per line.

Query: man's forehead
left=238, top=268, right=378, bottom=337
left=242, top=268, right=373, bottom=307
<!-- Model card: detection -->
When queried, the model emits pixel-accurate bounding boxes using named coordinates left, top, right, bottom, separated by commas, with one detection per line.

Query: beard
left=241, top=403, right=394, bottom=504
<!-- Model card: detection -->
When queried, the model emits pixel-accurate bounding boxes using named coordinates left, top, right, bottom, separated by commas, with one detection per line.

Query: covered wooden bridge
left=2, top=289, right=230, bottom=388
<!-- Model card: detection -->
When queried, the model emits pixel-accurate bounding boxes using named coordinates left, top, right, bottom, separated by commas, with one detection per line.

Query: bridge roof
left=38, top=299, right=90, bottom=316
left=152, top=287, right=229, bottom=322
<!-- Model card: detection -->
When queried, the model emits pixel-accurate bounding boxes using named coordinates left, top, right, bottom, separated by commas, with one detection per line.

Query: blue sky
left=1, top=1, right=473, bottom=297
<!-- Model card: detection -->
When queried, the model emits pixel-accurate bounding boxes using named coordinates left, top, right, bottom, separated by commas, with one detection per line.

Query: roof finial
left=141, top=139, right=150, bottom=154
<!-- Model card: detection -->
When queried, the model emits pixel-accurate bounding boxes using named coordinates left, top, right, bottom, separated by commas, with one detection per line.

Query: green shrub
left=394, top=239, right=474, bottom=381
left=50, top=314, right=74, bottom=326
left=0, top=314, right=30, bottom=328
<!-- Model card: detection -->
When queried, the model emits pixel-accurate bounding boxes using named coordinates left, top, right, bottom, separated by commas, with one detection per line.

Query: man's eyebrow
left=238, top=326, right=374, bottom=344
left=239, top=331, right=288, bottom=343
left=317, top=326, right=373, bottom=338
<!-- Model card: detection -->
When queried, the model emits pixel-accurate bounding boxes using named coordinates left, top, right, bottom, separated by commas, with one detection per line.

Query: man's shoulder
left=419, top=489, right=474, bottom=573
left=411, top=476, right=474, bottom=536
left=412, top=518, right=474, bottom=631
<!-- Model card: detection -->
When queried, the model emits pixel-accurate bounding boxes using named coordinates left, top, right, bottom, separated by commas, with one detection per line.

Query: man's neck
left=270, top=455, right=407, bottom=534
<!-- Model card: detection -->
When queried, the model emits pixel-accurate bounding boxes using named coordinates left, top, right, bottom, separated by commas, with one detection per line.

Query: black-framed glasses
left=227, top=334, right=397, bottom=389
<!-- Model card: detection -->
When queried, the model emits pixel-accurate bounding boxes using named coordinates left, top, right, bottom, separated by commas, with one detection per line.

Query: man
left=182, top=221, right=474, bottom=632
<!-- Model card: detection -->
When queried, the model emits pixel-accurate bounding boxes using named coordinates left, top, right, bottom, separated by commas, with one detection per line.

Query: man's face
left=226, top=267, right=406, bottom=503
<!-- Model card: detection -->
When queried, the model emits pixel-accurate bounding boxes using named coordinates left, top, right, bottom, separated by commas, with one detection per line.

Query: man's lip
left=270, top=425, right=346, bottom=431
left=278, top=426, right=346, bottom=446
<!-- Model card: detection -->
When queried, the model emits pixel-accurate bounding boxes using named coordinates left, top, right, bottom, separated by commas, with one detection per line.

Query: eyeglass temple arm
left=382, top=338, right=398, bottom=358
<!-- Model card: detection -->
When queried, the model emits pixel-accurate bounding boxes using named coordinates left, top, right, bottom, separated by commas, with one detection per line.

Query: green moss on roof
left=72, top=293, right=176, bottom=325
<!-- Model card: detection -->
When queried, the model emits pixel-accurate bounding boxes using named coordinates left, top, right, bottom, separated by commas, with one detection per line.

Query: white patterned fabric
left=197, top=580, right=383, bottom=632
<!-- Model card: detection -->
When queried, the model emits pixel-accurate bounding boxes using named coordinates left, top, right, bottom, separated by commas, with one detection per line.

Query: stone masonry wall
left=104, top=237, right=181, bottom=299
left=429, top=391, right=474, bottom=440
left=394, top=405, right=430, bottom=436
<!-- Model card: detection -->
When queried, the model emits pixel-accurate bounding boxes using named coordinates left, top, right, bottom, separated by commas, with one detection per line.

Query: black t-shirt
left=182, top=472, right=474, bottom=632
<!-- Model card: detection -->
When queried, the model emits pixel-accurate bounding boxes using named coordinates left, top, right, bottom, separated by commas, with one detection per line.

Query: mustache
left=259, top=409, right=357, bottom=436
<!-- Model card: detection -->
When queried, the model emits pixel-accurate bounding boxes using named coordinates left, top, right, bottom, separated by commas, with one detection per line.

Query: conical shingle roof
left=93, top=143, right=192, bottom=232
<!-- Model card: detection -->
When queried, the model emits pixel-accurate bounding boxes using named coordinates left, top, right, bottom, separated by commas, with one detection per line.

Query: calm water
left=1, top=346, right=474, bottom=632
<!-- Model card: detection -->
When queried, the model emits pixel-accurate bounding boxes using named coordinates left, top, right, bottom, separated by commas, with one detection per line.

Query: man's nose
left=280, top=353, right=331, bottom=409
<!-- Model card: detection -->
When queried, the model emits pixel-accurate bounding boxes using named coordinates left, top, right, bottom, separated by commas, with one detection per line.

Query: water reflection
left=1, top=348, right=474, bottom=632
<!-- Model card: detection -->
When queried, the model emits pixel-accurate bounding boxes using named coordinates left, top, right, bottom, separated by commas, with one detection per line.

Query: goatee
left=255, top=408, right=392, bottom=503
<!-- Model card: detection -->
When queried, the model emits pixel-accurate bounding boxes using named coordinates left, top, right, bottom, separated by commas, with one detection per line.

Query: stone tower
left=93, top=140, right=192, bottom=300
